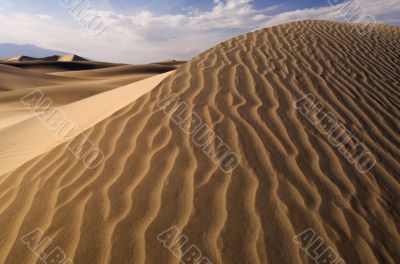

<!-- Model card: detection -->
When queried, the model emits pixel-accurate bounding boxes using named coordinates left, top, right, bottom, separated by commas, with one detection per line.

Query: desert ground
left=0, top=20, right=399, bottom=264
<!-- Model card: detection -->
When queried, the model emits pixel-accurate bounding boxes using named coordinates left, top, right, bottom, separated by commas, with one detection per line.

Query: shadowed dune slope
left=0, top=57, right=185, bottom=74
left=0, top=60, right=125, bottom=73
left=0, top=20, right=399, bottom=264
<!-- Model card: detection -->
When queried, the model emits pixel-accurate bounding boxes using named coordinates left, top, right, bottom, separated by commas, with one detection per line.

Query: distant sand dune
left=57, top=54, right=88, bottom=62
left=0, top=60, right=183, bottom=107
left=0, top=21, right=399, bottom=264
left=1, top=55, right=124, bottom=73
left=2, top=54, right=88, bottom=62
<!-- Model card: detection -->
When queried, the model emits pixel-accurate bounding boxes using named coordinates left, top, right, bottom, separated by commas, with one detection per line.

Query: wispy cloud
left=0, top=0, right=398, bottom=63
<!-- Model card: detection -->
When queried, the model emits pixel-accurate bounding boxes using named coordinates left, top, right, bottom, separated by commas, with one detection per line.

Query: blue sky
left=2, top=0, right=330, bottom=15
left=0, top=0, right=399, bottom=63
left=91, top=0, right=329, bottom=14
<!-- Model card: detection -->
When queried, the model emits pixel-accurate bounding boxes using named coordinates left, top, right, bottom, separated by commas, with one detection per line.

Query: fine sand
left=0, top=20, right=399, bottom=264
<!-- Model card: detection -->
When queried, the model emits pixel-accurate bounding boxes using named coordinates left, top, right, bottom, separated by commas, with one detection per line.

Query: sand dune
left=57, top=55, right=88, bottom=62
left=0, top=54, right=128, bottom=74
left=0, top=71, right=172, bottom=176
left=0, top=60, right=183, bottom=106
left=0, top=60, right=123, bottom=74
left=0, top=20, right=399, bottom=264
left=2, top=54, right=88, bottom=62
left=0, top=63, right=82, bottom=91
left=50, top=63, right=182, bottom=79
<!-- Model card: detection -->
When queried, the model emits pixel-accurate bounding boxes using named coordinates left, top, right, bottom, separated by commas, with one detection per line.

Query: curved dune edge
left=0, top=20, right=399, bottom=264
left=0, top=71, right=173, bottom=176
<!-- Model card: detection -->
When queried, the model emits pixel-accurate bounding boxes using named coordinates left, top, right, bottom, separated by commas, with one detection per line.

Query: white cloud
left=263, top=0, right=400, bottom=27
left=0, top=0, right=398, bottom=63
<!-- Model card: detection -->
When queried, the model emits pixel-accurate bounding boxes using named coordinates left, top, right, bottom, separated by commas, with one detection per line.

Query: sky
left=0, top=0, right=399, bottom=63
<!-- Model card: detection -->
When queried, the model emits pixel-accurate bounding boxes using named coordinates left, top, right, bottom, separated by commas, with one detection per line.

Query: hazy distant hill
left=0, top=43, right=68, bottom=59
